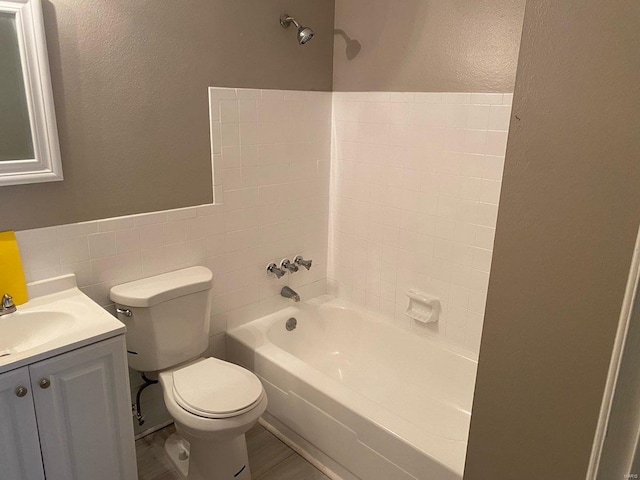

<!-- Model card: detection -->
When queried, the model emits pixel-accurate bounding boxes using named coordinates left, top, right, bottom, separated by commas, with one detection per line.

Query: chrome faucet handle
left=267, top=263, right=286, bottom=279
left=0, top=294, right=16, bottom=315
left=2, top=294, right=15, bottom=309
left=281, top=258, right=299, bottom=273
left=294, top=255, right=312, bottom=271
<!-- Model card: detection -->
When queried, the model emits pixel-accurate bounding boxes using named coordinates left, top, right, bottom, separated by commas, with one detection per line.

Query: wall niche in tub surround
left=328, top=91, right=512, bottom=356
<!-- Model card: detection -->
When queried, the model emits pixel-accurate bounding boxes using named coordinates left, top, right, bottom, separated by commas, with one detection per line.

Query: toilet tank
left=110, top=267, right=213, bottom=372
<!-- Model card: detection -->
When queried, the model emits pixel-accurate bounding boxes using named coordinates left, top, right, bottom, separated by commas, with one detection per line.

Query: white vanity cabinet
left=0, top=336, right=137, bottom=480
left=0, top=366, right=45, bottom=480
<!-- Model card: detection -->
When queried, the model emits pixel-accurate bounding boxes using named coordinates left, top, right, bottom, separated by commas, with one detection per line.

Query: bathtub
left=227, top=295, right=477, bottom=480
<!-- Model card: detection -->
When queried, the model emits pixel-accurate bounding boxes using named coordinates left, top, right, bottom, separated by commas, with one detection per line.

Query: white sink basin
left=0, top=273, right=126, bottom=374
left=0, top=311, right=75, bottom=356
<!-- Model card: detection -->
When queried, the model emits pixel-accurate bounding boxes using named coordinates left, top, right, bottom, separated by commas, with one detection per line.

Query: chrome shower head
left=280, top=13, right=315, bottom=45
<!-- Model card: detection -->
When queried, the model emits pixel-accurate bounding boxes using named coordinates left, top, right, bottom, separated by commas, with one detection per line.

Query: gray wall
left=333, top=0, right=525, bottom=92
left=1, top=0, right=335, bottom=231
left=465, top=1, right=640, bottom=478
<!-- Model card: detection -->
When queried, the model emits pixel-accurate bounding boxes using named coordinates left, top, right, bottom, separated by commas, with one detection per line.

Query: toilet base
left=164, top=431, right=252, bottom=480
left=165, top=433, right=190, bottom=478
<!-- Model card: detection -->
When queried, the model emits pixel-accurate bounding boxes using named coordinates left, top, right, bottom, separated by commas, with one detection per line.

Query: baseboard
left=259, top=413, right=357, bottom=480
left=134, top=420, right=174, bottom=440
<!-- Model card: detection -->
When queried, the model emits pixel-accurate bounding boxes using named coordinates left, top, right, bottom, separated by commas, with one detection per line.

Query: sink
left=0, top=311, right=75, bottom=356
left=0, top=273, right=127, bottom=374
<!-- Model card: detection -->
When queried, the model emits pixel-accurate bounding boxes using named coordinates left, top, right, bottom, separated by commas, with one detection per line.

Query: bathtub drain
left=286, top=317, right=297, bottom=331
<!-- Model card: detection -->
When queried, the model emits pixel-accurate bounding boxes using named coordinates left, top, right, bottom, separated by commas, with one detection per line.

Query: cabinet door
left=0, top=366, right=45, bottom=480
left=29, top=336, right=137, bottom=480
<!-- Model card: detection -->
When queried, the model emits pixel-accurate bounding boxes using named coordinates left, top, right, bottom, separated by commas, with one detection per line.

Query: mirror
left=0, top=0, right=62, bottom=186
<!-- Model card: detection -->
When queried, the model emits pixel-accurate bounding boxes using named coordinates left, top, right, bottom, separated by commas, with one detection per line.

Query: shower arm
left=280, top=14, right=301, bottom=30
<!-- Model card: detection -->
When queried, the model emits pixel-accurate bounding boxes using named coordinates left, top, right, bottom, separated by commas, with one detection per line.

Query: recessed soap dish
left=405, top=289, right=441, bottom=324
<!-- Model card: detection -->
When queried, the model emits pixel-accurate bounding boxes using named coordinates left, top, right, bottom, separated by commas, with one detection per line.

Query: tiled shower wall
left=16, top=88, right=331, bottom=337
left=15, top=89, right=508, bottom=362
left=328, top=92, right=512, bottom=356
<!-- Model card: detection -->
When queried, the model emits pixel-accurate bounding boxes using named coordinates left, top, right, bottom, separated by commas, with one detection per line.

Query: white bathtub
left=227, top=295, right=477, bottom=480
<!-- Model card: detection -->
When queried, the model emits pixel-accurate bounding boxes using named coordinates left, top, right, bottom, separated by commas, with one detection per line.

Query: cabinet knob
left=39, top=378, right=51, bottom=389
left=15, top=386, right=28, bottom=397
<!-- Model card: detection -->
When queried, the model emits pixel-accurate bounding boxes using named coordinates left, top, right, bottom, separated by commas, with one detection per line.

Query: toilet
left=110, top=267, right=267, bottom=480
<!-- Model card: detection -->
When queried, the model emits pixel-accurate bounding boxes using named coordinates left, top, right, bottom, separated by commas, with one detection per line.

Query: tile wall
left=15, top=89, right=509, bottom=363
left=16, top=88, right=331, bottom=339
left=328, top=92, right=512, bottom=356
left=15, top=87, right=332, bottom=434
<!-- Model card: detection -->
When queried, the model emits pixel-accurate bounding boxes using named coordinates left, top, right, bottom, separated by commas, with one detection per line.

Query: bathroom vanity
left=0, top=274, right=137, bottom=480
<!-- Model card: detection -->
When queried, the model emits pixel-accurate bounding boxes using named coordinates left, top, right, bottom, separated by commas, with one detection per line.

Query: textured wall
left=333, top=0, right=525, bottom=92
left=0, top=0, right=334, bottom=231
left=465, top=1, right=640, bottom=478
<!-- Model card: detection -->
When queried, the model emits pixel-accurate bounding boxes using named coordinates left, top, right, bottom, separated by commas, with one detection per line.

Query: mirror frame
left=0, top=0, right=62, bottom=186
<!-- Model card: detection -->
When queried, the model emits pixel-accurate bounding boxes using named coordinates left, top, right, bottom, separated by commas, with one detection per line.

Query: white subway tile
left=98, top=217, right=135, bottom=232
left=116, top=228, right=140, bottom=254
left=57, top=222, right=98, bottom=239
left=25, top=241, right=60, bottom=271
left=88, top=232, right=116, bottom=259
left=488, top=105, right=512, bottom=131
left=485, top=130, right=509, bottom=156
left=388, top=92, right=413, bottom=103
left=459, top=177, right=483, bottom=200
left=220, top=122, right=240, bottom=147
left=59, top=236, right=90, bottom=264
left=134, top=211, right=167, bottom=227
left=166, top=208, right=196, bottom=222
left=479, top=180, right=502, bottom=205
left=475, top=225, right=496, bottom=250
left=414, top=92, right=442, bottom=103
left=163, top=220, right=186, bottom=245
left=219, top=99, right=239, bottom=123
left=238, top=100, right=257, bottom=123
left=467, top=105, right=491, bottom=130
left=139, top=224, right=164, bottom=249
left=222, top=146, right=241, bottom=168
left=209, top=87, right=236, bottom=102
left=470, top=93, right=503, bottom=105
left=141, top=247, right=165, bottom=276
left=239, top=123, right=257, bottom=145
left=61, top=260, right=92, bottom=287
left=91, top=252, right=141, bottom=283
left=236, top=88, right=261, bottom=100
left=482, top=155, right=506, bottom=181
left=476, top=203, right=499, bottom=228
left=443, top=92, right=471, bottom=104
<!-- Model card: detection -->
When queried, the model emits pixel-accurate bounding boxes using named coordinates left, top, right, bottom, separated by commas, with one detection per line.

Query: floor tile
left=255, top=453, right=329, bottom=480
left=247, top=424, right=296, bottom=477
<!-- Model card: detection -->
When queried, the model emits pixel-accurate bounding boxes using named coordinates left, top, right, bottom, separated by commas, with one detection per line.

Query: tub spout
left=281, top=286, right=300, bottom=302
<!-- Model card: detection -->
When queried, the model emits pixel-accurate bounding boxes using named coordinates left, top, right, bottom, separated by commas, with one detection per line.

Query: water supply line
left=133, top=372, right=158, bottom=426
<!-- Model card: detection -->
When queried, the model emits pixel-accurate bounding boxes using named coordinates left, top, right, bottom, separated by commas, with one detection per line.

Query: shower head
left=280, top=13, right=315, bottom=45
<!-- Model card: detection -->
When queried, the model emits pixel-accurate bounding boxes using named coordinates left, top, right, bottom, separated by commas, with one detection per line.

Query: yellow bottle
left=0, top=231, right=29, bottom=305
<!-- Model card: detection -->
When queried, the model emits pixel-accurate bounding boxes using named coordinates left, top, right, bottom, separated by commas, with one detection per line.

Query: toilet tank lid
left=110, top=266, right=213, bottom=307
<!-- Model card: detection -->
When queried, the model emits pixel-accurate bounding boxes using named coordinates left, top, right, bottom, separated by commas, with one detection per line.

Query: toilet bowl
left=110, top=267, right=267, bottom=480
left=159, top=357, right=267, bottom=480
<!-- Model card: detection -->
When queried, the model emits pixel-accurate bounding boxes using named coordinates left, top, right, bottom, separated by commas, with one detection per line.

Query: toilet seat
left=171, top=358, right=264, bottom=419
